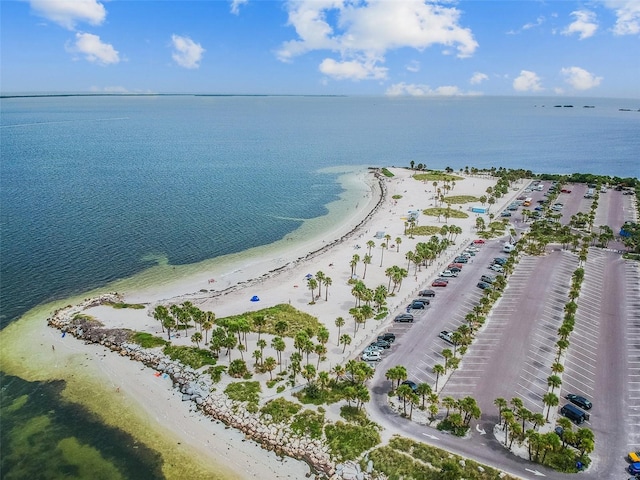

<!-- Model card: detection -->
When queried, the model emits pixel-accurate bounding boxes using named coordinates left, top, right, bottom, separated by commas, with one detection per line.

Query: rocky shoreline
left=47, top=293, right=350, bottom=479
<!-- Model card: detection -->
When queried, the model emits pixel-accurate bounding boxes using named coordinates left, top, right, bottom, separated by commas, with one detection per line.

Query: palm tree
left=395, top=237, right=402, bottom=253
left=332, top=364, right=345, bottom=380
left=301, top=364, right=316, bottom=385
left=323, top=276, right=332, bottom=301
left=339, top=333, right=351, bottom=353
left=366, top=240, right=375, bottom=256
left=307, top=277, right=318, bottom=304
left=547, top=374, right=562, bottom=393
left=274, top=319, right=288, bottom=337
left=264, top=357, right=277, bottom=380
left=314, top=343, right=326, bottom=368
left=335, top=317, right=345, bottom=343
left=191, top=332, right=202, bottom=348
left=271, top=336, right=286, bottom=371
left=253, top=315, right=266, bottom=340
left=362, top=254, right=372, bottom=279
left=416, top=383, right=431, bottom=408
left=396, top=384, right=414, bottom=416
left=315, top=271, right=325, bottom=296
left=379, top=242, right=386, bottom=266
left=494, top=397, right=507, bottom=424
left=543, top=392, right=558, bottom=422
left=350, top=254, right=360, bottom=276
left=432, top=364, right=445, bottom=391
left=441, top=348, right=453, bottom=371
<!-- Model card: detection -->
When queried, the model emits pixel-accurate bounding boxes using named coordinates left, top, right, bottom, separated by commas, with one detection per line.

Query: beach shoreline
left=1, top=166, right=530, bottom=479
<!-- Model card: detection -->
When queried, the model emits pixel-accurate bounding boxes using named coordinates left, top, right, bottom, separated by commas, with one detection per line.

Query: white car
left=490, top=264, right=504, bottom=273
left=439, top=270, right=458, bottom=278
left=363, top=345, right=384, bottom=354
left=361, top=351, right=381, bottom=362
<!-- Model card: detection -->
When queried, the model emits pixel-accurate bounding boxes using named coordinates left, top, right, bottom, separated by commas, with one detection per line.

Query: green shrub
left=106, top=302, right=145, bottom=309
left=260, top=398, right=301, bottom=424
left=207, top=365, right=227, bottom=383
left=381, top=168, right=394, bottom=177
left=131, top=332, right=167, bottom=348
left=291, top=410, right=325, bottom=439
left=324, top=421, right=381, bottom=461
left=340, top=405, right=375, bottom=426
left=163, top=345, right=216, bottom=369
left=228, top=359, right=248, bottom=378
left=224, top=381, right=261, bottom=405
left=368, top=446, right=433, bottom=480
left=276, top=385, right=285, bottom=393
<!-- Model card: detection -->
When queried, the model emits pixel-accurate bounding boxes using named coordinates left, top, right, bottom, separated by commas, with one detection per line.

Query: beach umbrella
left=250, top=295, right=260, bottom=302
left=305, top=273, right=313, bottom=279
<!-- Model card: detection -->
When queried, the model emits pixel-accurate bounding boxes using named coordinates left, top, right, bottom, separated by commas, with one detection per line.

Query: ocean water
left=1, top=94, right=639, bottom=478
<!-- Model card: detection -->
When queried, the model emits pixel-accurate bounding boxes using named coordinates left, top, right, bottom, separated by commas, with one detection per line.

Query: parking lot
left=440, top=251, right=579, bottom=415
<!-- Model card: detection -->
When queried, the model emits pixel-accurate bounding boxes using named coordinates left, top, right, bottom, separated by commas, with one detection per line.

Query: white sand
left=3, top=167, right=531, bottom=480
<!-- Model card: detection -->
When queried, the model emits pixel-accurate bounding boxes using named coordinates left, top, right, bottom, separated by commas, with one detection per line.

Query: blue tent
left=250, top=295, right=260, bottom=302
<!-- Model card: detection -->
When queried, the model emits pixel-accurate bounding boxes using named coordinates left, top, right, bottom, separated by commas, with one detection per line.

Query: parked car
left=432, top=279, right=448, bottom=287
left=493, top=257, right=507, bottom=265
left=394, top=313, right=414, bottom=323
left=561, top=189, right=572, bottom=193
left=629, top=463, right=640, bottom=476
left=473, top=239, right=485, bottom=244
left=480, top=275, right=495, bottom=284
left=408, top=301, right=426, bottom=310
left=454, top=257, right=468, bottom=263
left=462, top=250, right=476, bottom=256
left=490, top=264, right=504, bottom=273
left=447, top=266, right=462, bottom=274
left=439, top=330, right=455, bottom=344
left=477, top=281, right=492, bottom=290
left=560, top=403, right=589, bottom=424
left=378, top=333, right=396, bottom=343
left=500, top=211, right=512, bottom=217
left=418, top=289, right=436, bottom=297
left=629, top=451, right=640, bottom=463
left=439, top=270, right=458, bottom=278
left=369, top=340, right=391, bottom=349
left=361, top=351, right=381, bottom=362
left=413, top=298, right=430, bottom=306
left=565, top=393, right=592, bottom=410
left=448, top=263, right=464, bottom=270
left=363, top=345, right=384, bottom=353
left=401, top=380, right=418, bottom=392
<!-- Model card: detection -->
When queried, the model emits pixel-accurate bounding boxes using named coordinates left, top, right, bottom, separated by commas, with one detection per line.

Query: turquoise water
left=1, top=94, right=639, bottom=478
left=2, top=95, right=639, bottom=325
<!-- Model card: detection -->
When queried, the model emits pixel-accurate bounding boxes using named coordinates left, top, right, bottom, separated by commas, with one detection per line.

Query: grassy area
left=381, top=168, right=394, bottom=177
left=391, top=194, right=403, bottom=200
left=421, top=208, right=470, bottom=219
left=218, top=304, right=321, bottom=338
left=291, top=409, right=325, bottom=439
left=224, top=381, right=261, bottom=405
left=130, top=332, right=168, bottom=348
left=366, top=436, right=520, bottom=480
left=294, top=379, right=352, bottom=405
left=71, top=313, right=103, bottom=326
left=406, top=226, right=442, bottom=236
left=162, top=345, right=217, bottom=369
left=105, top=301, right=146, bottom=309
left=443, top=195, right=479, bottom=204
left=324, top=421, right=381, bottom=461
left=260, top=398, right=301, bottom=424
left=413, top=172, right=463, bottom=182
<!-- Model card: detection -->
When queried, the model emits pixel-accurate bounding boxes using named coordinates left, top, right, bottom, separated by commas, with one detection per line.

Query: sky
left=1, top=0, right=639, bottom=98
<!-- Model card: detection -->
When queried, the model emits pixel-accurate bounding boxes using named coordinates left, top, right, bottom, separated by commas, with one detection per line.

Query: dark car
left=401, top=380, right=418, bottom=392
left=409, top=301, right=426, bottom=310
left=447, top=266, right=462, bottom=274
left=394, top=313, right=414, bottom=323
left=565, top=393, right=592, bottom=410
left=378, top=333, right=396, bottom=343
left=500, top=211, right=512, bottom=217
left=454, top=257, right=469, bottom=263
left=629, top=463, right=640, bottom=476
left=493, top=257, right=507, bottom=265
left=477, top=281, right=492, bottom=290
left=369, top=340, right=391, bottom=349
left=480, top=275, right=495, bottom=284
left=418, top=289, right=436, bottom=297
left=432, top=279, right=448, bottom=287
left=413, top=298, right=430, bottom=306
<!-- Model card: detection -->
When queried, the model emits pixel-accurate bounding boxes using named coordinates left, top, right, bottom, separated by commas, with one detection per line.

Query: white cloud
left=278, top=0, right=478, bottom=81
left=561, top=66, right=602, bottom=90
left=66, top=32, right=119, bottom=64
left=513, top=70, right=543, bottom=92
left=230, top=0, right=248, bottom=15
left=171, top=34, right=205, bottom=69
left=562, top=10, right=598, bottom=39
left=319, top=58, right=387, bottom=80
left=406, top=60, right=420, bottom=73
left=470, top=72, right=488, bottom=85
left=385, top=82, right=479, bottom=97
left=605, top=0, right=640, bottom=35
left=29, top=0, right=106, bottom=30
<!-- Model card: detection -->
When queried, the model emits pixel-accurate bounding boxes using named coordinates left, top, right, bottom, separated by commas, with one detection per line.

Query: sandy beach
left=1, top=166, right=530, bottom=479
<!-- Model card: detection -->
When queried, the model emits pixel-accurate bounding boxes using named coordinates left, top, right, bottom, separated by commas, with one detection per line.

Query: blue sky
left=1, top=0, right=639, bottom=97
